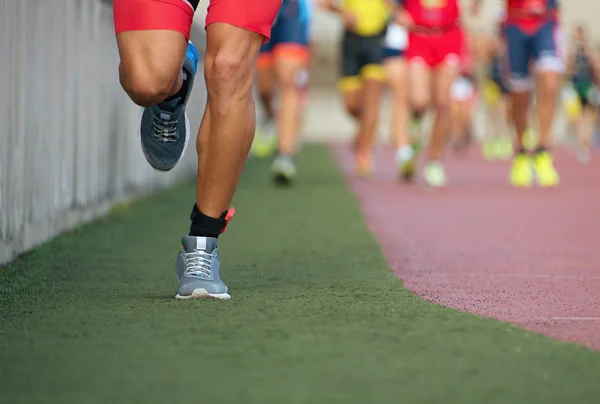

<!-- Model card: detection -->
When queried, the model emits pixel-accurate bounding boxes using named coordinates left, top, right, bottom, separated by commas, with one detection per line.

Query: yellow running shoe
left=533, top=150, right=559, bottom=187
left=509, top=153, right=533, bottom=188
left=251, top=119, right=277, bottom=159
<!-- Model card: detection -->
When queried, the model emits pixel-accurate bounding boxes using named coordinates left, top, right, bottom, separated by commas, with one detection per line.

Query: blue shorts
left=489, top=59, right=509, bottom=94
left=503, top=21, right=564, bottom=91
left=260, top=0, right=311, bottom=54
left=382, top=48, right=405, bottom=60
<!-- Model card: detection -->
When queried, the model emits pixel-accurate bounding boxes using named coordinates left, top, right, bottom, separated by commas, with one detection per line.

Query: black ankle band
left=412, top=110, right=425, bottom=121
left=534, top=145, right=547, bottom=154
left=163, top=69, right=189, bottom=105
left=189, top=204, right=227, bottom=238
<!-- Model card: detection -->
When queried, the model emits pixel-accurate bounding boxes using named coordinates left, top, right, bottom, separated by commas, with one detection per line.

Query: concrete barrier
left=0, top=0, right=207, bottom=265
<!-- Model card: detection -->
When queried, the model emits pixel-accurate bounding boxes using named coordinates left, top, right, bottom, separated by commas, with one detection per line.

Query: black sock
left=412, top=111, right=425, bottom=122
left=517, top=147, right=528, bottom=155
left=534, top=145, right=547, bottom=154
left=163, top=70, right=189, bottom=107
left=189, top=204, right=228, bottom=238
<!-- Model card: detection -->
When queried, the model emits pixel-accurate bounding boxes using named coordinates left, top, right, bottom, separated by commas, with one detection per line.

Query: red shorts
left=406, top=26, right=463, bottom=69
left=113, top=0, right=281, bottom=42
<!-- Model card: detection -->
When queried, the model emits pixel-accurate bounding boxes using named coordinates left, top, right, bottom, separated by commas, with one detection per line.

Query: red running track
left=332, top=144, right=600, bottom=350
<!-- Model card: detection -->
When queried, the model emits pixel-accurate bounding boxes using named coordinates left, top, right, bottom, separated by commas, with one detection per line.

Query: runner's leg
left=533, top=21, right=562, bottom=149
left=270, top=3, right=311, bottom=184
left=385, top=50, right=415, bottom=180
left=252, top=26, right=278, bottom=158
left=197, top=18, right=277, bottom=218
left=114, top=0, right=193, bottom=106
left=505, top=24, right=533, bottom=152
left=114, top=0, right=198, bottom=172
left=429, top=61, right=458, bottom=161
left=339, top=32, right=363, bottom=120
left=355, top=64, right=385, bottom=155
left=385, top=53, right=410, bottom=150
left=530, top=21, right=562, bottom=186
left=257, top=47, right=276, bottom=121
left=175, top=0, right=281, bottom=300
left=272, top=6, right=311, bottom=156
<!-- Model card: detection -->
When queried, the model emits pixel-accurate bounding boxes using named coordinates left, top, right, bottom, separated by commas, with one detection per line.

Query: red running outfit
left=403, top=0, right=463, bottom=68
left=113, top=0, right=282, bottom=42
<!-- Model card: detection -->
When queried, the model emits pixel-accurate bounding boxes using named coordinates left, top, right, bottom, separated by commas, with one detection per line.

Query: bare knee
left=120, top=63, right=176, bottom=107
left=206, top=46, right=256, bottom=112
left=412, top=96, right=430, bottom=116
left=116, top=31, right=188, bottom=107
left=213, top=52, right=245, bottom=83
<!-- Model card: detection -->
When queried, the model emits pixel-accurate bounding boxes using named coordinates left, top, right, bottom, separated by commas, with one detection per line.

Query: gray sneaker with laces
left=175, top=236, right=230, bottom=300
left=139, top=55, right=196, bottom=172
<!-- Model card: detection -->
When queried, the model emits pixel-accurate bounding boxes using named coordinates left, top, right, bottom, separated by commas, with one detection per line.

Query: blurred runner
left=566, top=24, right=599, bottom=163
left=322, top=0, right=390, bottom=177
left=253, top=0, right=314, bottom=185
left=382, top=17, right=414, bottom=180
left=392, top=0, right=474, bottom=187
left=502, top=0, right=563, bottom=188
left=481, top=18, right=514, bottom=161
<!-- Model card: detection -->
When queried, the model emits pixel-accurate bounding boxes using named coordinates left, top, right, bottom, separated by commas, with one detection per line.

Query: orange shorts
left=113, top=0, right=281, bottom=42
left=406, top=26, right=463, bottom=69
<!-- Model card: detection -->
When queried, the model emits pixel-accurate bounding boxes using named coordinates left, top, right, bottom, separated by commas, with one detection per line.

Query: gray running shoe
left=271, top=154, right=297, bottom=185
left=175, top=236, right=230, bottom=300
left=139, top=42, right=198, bottom=172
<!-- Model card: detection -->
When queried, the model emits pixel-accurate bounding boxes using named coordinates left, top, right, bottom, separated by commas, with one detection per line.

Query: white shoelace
left=184, top=249, right=213, bottom=278
left=152, top=117, right=179, bottom=143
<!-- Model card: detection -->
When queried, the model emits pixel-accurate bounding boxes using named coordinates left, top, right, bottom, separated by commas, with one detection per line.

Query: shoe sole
left=399, top=159, right=415, bottom=182
left=424, top=171, right=447, bottom=188
left=273, top=170, right=296, bottom=186
left=425, top=181, right=447, bottom=188
left=533, top=170, right=559, bottom=188
left=534, top=179, right=559, bottom=188
left=274, top=174, right=292, bottom=186
left=510, top=176, right=533, bottom=188
left=138, top=110, right=191, bottom=173
left=176, top=288, right=231, bottom=300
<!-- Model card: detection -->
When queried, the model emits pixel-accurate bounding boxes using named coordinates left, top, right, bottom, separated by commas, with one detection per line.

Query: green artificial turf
left=1, top=145, right=599, bottom=404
